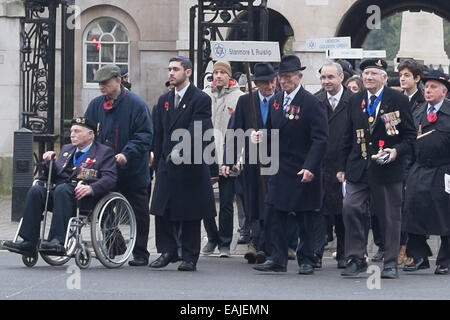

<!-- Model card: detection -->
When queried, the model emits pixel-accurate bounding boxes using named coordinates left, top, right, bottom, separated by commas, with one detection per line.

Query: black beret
left=71, top=117, right=98, bottom=134
left=360, top=58, right=388, bottom=71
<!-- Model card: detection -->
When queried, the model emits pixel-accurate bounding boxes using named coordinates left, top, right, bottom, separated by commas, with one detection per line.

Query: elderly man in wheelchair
left=3, top=117, right=135, bottom=268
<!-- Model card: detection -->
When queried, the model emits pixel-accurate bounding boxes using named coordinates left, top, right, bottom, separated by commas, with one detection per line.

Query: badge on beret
left=63, top=152, right=68, bottom=157
left=375, top=60, right=383, bottom=67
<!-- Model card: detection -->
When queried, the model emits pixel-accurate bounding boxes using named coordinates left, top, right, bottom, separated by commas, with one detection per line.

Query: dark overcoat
left=84, top=87, right=153, bottom=190
left=405, top=99, right=450, bottom=236
left=150, top=83, right=216, bottom=221
left=226, top=90, right=271, bottom=221
left=265, top=86, right=329, bottom=212
left=315, top=87, right=352, bottom=215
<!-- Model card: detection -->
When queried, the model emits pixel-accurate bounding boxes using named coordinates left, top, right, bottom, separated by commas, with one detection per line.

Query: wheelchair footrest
left=38, top=248, right=66, bottom=256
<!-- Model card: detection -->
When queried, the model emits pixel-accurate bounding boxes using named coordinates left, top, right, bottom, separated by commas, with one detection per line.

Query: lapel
left=271, top=92, right=288, bottom=130
left=329, top=87, right=350, bottom=122
left=254, top=90, right=265, bottom=129
left=169, top=83, right=194, bottom=132
left=58, top=145, right=76, bottom=175
left=82, top=141, right=97, bottom=168
left=421, top=99, right=450, bottom=129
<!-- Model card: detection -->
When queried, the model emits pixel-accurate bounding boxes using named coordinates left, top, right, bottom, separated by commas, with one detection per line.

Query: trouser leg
left=154, top=213, right=178, bottom=255
left=406, top=233, right=433, bottom=259
left=179, top=220, right=201, bottom=264
left=342, top=181, right=370, bottom=261
left=48, top=184, right=76, bottom=244
left=334, top=214, right=346, bottom=261
left=371, top=182, right=402, bottom=268
left=121, top=188, right=150, bottom=260
left=269, top=209, right=288, bottom=267
left=296, top=211, right=316, bottom=266
left=436, top=236, right=450, bottom=267
left=218, top=176, right=235, bottom=249
left=19, top=185, right=53, bottom=245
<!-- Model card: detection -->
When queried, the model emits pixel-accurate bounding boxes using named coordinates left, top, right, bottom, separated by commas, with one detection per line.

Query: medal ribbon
left=367, top=90, right=384, bottom=117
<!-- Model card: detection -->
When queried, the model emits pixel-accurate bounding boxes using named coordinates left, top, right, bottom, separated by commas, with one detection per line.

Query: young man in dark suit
left=149, top=56, right=217, bottom=271
left=3, top=118, right=117, bottom=256
left=252, top=55, right=329, bottom=275
left=315, top=61, right=353, bottom=269
left=337, top=58, right=416, bottom=279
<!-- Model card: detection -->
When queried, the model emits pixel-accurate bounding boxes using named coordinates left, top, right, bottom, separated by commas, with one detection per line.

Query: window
left=84, top=18, right=129, bottom=86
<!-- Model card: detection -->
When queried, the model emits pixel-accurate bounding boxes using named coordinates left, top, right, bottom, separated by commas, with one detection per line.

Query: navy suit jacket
left=50, top=140, right=117, bottom=198
left=265, top=86, right=329, bottom=212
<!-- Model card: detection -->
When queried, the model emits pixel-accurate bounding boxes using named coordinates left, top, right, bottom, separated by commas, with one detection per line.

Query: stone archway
left=336, top=0, right=450, bottom=47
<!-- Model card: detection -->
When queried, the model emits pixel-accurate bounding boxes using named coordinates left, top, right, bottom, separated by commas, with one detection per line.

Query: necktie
left=329, top=97, right=337, bottom=110
left=174, top=93, right=181, bottom=109
left=283, top=96, right=291, bottom=111
left=427, top=105, right=436, bottom=115
left=75, top=151, right=84, bottom=158
left=73, top=151, right=85, bottom=166
left=263, top=98, right=267, bottom=104
left=261, top=97, right=269, bottom=125
left=370, top=95, right=377, bottom=106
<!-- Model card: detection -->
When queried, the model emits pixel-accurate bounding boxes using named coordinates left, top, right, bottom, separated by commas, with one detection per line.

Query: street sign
left=363, top=50, right=387, bottom=58
left=210, top=41, right=281, bottom=62
left=305, top=37, right=351, bottom=51
left=327, top=48, right=363, bottom=59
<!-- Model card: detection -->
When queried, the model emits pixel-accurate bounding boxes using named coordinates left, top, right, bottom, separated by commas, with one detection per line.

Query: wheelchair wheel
left=90, top=192, right=136, bottom=268
left=40, top=253, right=71, bottom=267
left=22, top=252, right=38, bottom=267
left=75, top=248, right=91, bottom=269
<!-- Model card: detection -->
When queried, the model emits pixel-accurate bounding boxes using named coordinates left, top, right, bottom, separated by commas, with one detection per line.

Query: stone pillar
left=396, top=11, right=449, bottom=73
left=0, top=0, right=25, bottom=195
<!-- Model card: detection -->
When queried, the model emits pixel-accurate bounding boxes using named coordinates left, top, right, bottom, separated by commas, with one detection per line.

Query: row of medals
left=356, top=129, right=368, bottom=159
left=285, top=105, right=300, bottom=120
left=381, top=111, right=401, bottom=136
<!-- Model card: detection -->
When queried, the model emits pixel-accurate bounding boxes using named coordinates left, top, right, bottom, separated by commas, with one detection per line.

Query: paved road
left=1, top=251, right=449, bottom=300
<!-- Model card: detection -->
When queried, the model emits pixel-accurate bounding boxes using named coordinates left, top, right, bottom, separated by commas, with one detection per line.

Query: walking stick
left=40, top=158, right=54, bottom=244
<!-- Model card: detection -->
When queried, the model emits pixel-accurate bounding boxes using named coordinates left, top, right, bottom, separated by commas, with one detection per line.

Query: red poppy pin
left=273, top=101, right=280, bottom=110
left=227, top=106, right=234, bottom=115
left=103, top=99, right=113, bottom=111
left=427, top=113, right=437, bottom=123
left=361, top=100, right=366, bottom=111
left=378, top=140, right=385, bottom=148
left=164, top=101, right=169, bottom=111
left=86, top=158, right=95, bottom=165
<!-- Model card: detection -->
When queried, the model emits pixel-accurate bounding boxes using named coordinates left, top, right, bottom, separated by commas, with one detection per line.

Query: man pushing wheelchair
left=3, top=117, right=117, bottom=258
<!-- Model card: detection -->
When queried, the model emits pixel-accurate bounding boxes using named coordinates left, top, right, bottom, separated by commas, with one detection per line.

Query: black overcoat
left=150, top=83, right=216, bottom=221
left=405, top=99, right=450, bottom=236
left=265, top=86, right=329, bottom=212
left=315, top=87, right=352, bottom=215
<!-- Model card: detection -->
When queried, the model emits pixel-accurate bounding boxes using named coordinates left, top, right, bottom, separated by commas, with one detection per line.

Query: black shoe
left=178, top=261, right=196, bottom=271
left=237, top=233, right=250, bottom=245
left=341, top=259, right=368, bottom=276
left=403, top=257, right=430, bottom=272
left=40, top=238, right=65, bottom=254
left=128, top=256, right=149, bottom=267
left=298, top=264, right=314, bottom=275
left=149, top=252, right=179, bottom=268
left=253, top=260, right=286, bottom=272
left=434, top=265, right=449, bottom=275
left=381, top=267, right=398, bottom=279
left=255, top=251, right=266, bottom=264
left=244, top=245, right=257, bottom=264
left=3, top=240, right=37, bottom=257
left=371, top=249, right=384, bottom=262
left=337, top=259, right=346, bottom=269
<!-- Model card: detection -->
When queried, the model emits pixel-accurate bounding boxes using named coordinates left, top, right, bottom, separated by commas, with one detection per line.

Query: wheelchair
left=13, top=161, right=137, bottom=269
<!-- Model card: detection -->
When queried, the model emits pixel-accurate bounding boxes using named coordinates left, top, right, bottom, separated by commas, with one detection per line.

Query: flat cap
left=94, top=64, right=121, bottom=82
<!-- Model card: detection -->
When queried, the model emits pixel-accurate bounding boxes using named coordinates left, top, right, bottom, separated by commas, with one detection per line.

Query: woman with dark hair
left=345, top=75, right=364, bottom=93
